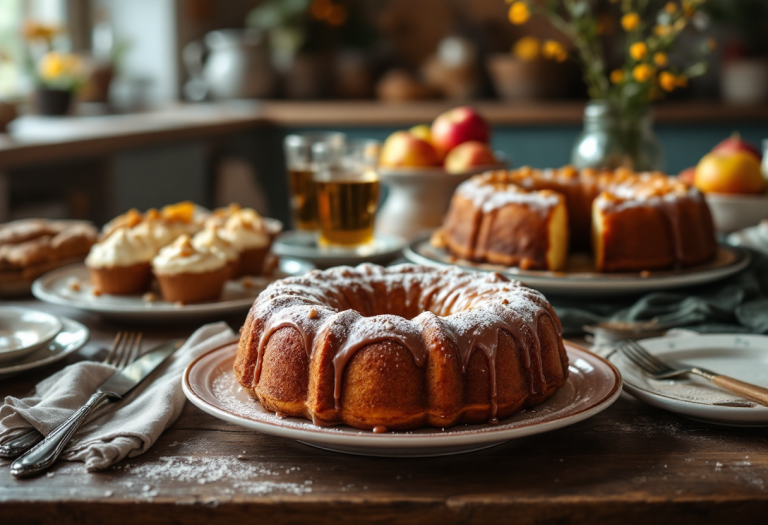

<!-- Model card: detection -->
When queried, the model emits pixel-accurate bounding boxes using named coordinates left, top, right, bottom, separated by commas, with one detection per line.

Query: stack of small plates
left=0, top=306, right=89, bottom=379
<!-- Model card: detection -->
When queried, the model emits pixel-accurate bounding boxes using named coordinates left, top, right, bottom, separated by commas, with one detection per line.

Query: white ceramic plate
left=31, top=258, right=315, bottom=323
left=0, top=316, right=89, bottom=379
left=0, top=307, right=62, bottom=364
left=608, top=333, right=768, bottom=427
left=405, top=234, right=750, bottom=298
left=183, top=342, right=621, bottom=457
left=272, top=231, right=407, bottom=269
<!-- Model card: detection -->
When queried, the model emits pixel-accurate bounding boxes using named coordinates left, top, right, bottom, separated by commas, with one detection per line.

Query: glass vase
left=571, top=101, right=664, bottom=172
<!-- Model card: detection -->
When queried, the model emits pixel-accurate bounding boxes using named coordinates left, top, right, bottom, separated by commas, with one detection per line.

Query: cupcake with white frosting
left=192, top=224, right=240, bottom=279
left=219, top=208, right=281, bottom=277
left=152, top=235, right=229, bottom=304
left=161, top=201, right=206, bottom=239
left=131, top=209, right=178, bottom=252
left=85, top=227, right=156, bottom=294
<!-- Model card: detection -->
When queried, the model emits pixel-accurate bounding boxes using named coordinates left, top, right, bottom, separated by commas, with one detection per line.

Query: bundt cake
left=234, top=264, right=569, bottom=431
left=437, top=167, right=718, bottom=272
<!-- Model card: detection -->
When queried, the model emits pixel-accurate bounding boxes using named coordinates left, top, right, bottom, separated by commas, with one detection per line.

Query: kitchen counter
left=3, top=100, right=768, bottom=169
left=1, top=298, right=768, bottom=525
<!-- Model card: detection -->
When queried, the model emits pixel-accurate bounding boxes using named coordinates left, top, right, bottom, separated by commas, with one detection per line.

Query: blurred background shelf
left=4, top=101, right=768, bottom=169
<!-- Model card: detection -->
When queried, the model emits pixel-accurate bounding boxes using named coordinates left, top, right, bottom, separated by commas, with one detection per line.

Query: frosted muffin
left=85, top=227, right=156, bottom=294
left=219, top=208, right=280, bottom=277
left=100, top=208, right=143, bottom=240
left=161, top=201, right=206, bottom=239
left=152, top=235, right=229, bottom=304
left=192, top=224, right=240, bottom=279
left=131, top=209, right=178, bottom=252
left=204, top=203, right=242, bottom=229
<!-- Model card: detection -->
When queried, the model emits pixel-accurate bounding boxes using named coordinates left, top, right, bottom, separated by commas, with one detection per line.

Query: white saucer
left=0, top=316, right=89, bottom=379
left=608, top=333, right=768, bottom=427
left=183, top=342, right=621, bottom=457
left=405, top=234, right=751, bottom=298
left=272, top=231, right=407, bottom=269
left=0, top=307, right=63, bottom=364
left=31, top=258, right=314, bottom=323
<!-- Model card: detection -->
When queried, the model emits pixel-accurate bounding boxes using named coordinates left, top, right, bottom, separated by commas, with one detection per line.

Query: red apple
left=712, top=132, right=762, bottom=161
left=444, top=141, right=497, bottom=174
left=694, top=151, right=766, bottom=194
left=379, top=131, right=441, bottom=168
left=431, top=106, right=490, bottom=158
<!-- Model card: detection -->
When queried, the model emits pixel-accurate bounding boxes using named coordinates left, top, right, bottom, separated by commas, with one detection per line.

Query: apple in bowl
left=693, top=135, right=768, bottom=233
left=430, top=106, right=490, bottom=159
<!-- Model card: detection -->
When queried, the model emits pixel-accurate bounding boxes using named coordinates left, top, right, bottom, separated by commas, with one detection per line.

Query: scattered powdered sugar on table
left=117, top=457, right=313, bottom=496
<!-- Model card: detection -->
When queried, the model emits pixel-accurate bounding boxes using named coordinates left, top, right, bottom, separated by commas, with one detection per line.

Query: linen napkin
left=552, top=247, right=768, bottom=336
left=0, top=322, right=237, bottom=471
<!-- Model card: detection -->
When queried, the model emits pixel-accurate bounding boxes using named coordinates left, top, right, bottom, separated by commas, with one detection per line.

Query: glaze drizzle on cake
left=439, top=167, right=717, bottom=272
left=235, top=264, right=569, bottom=430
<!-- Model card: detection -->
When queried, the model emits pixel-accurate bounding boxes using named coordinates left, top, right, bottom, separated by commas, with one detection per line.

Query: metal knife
left=10, top=339, right=183, bottom=477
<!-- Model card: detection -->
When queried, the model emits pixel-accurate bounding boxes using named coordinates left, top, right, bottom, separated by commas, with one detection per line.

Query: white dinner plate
left=272, top=231, right=406, bottom=269
left=31, top=258, right=315, bottom=323
left=0, top=307, right=62, bottom=364
left=608, top=333, right=768, bottom=427
left=183, top=342, right=621, bottom=457
left=0, top=316, right=89, bottom=379
left=405, top=234, right=750, bottom=298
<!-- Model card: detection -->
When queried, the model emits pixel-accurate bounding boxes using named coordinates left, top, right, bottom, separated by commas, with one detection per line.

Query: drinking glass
left=284, top=132, right=346, bottom=231
left=312, top=139, right=381, bottom=247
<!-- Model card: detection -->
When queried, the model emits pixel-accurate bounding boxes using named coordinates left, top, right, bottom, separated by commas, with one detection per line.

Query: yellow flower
left=664, top=2, right=678, bottom=14
left=630, top=42, right=647, bottom=61
left=632, top=64, right=654, bottom=82
left=676, top=75, right=688, bottom=88
left=621, top=13, right=640, bottom=31
left=682, top=1, right=695, bottom=16
left=542, top=40, right=567, bottom=62
left=508, top=2, right=531, bottom=25
left=39, top=52, right=64, bottom=80
left=659, top=71, right=677, bottom=91
left=654, top=52, right=668, bottom=67
left=38, top=52, right=82, bottom=82
left=513, top=36, right=540, bottom=61
left=654, top=24, right=672, bottom=36
left=707, top=38, right=717, bottom=50
left=610, top=69, right=624, bottom=84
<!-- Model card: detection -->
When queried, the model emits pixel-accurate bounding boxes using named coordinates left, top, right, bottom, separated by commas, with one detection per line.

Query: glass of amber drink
left=284, top=132, right=345, bottom=231
left=312, top=139, right=381, bottom=247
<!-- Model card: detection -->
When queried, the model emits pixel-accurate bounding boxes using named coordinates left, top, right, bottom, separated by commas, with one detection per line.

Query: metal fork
left=619, top=339, right=768, bottom=408
left=0, top=332, right=143, bottom=458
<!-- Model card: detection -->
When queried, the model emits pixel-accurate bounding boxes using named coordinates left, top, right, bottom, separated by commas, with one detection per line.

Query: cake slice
left=441, top=173, right=569, bottom=271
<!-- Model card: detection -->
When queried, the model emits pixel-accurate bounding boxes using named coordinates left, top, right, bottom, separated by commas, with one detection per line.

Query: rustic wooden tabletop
left=1, top=299, right=767, bottom=524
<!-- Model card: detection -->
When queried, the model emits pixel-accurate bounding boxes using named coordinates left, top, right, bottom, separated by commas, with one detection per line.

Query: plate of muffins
left=32, top=202, right=314, bottom=322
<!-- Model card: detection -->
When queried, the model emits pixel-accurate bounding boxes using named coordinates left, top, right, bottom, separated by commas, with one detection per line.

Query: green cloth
left=552, top=248, right=768, bottom=336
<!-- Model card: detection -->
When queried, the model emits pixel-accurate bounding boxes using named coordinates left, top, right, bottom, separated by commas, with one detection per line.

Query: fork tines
left=618, top=339, right=673, bottom=375
left=105, top=332, right=143, bottom=369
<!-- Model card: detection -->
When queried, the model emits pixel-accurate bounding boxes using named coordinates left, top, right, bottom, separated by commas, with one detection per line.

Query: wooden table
left=1, top=299, right=767, bottom=524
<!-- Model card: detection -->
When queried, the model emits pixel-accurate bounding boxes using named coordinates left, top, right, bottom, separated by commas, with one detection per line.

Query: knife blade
left=98, top=339, right=182, bottom=397
left=11, top=338, right=183, bottom=477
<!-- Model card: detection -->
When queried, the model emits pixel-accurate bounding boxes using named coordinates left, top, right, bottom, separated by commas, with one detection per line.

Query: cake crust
left=234, top=264, right=569, bottom=431
left=440, top=167, right=717, bottom=273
